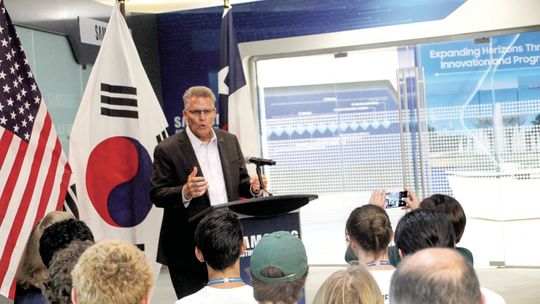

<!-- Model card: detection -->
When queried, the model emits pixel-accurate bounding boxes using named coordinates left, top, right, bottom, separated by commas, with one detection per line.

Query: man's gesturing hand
left=182, top=167, right=208, bottom=200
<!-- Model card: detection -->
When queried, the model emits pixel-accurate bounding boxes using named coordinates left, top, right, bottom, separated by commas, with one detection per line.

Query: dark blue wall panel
left=157, top=0, right=466, bottom=130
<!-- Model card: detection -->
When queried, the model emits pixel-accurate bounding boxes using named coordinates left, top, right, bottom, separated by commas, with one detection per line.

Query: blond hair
left=16, top=211, right=74, bottom=288
left=71, top=240, right=153, bottom=304
left=313, top=265, right=383, bottom=304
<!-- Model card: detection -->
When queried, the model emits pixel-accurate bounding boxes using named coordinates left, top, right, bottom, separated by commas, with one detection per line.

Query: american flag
left=0, top=1, right=71, bottom=299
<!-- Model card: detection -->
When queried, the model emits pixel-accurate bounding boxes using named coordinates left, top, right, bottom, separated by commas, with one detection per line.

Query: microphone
left=245, top=156, right=276, bottom=166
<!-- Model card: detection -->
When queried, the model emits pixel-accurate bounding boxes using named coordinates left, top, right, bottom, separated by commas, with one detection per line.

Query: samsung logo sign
left=79, top=17, right=108, bottom=46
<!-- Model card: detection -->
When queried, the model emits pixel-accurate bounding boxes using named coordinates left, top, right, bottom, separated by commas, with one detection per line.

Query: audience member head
left=43, top=240, right=94, bottom=304
left=182, top=86, right=216, bottom=106
left=390, top=248, right=482, bottom=304
left=39, top=218, right=94, bottom=267
left=71, top=240, right=153, bottom=304
left=16, top=211, right=74, bottom=289
left=346, top=204, right=392, bottom=258
left=312, top=265, right=383, bottom=304
left=194, top=209, right=244, bottom=271
left=420, top=194, right=467, bottom=243
left=394, top=209, right=455, bottom=256
left=251, top=231, right=309, bottom=304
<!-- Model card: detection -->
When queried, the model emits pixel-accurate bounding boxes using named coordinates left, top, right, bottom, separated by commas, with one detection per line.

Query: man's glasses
left=186, top=109, right=215, bottom=116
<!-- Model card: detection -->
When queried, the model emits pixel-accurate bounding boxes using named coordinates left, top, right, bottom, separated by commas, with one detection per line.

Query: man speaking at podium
left=151, top=86, right=262, bottom=299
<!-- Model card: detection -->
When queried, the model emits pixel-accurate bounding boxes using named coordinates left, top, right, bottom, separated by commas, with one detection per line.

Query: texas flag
left=69, top=3, right=168, bottom=271
left=218, top=4, right=246, bottom=131
left=218, top=3, right=259, bottom=159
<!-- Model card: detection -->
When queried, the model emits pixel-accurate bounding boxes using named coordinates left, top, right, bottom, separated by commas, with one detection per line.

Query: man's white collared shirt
left=185, top=126, right=228, bottom=206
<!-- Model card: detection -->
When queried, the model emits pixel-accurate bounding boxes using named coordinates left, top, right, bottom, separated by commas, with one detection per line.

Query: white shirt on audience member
left=481, top=287, right=506, bottom=304
left=174, top=285, right=257, bottom=304
left=369, top=269, right=394, bottom=304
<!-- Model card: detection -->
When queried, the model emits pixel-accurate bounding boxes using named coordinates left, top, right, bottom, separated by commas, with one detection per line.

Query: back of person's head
left=420, top=194, right=467, bottom=243
left=16, top=211, right=74, bottom=288
left=313, top=265, right=383, bottom=304
left=43, top=240, right=94, bottom=304
left=251, top=231, right=309, bottom=304
left=194, top=209, right=243, bottom=271
left=390, top=248, right=482, bottom=304
left=39, top=218, right=94, bottom=268
left=346, top=204, right=392, bottom=257
left=71, top=240, right=153, bottom=304
left=394, top=209, right=455, bottom=256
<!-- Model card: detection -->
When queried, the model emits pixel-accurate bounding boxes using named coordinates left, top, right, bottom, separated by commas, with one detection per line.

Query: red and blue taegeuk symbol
left=86, top=137, right=153, bottom=228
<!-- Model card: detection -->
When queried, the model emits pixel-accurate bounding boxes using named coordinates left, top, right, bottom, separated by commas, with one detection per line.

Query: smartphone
left=385, top=191, right=407, bottom=208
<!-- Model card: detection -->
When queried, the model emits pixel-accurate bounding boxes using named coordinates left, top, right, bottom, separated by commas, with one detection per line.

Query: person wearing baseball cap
left=250, top=231, right=309, bottom=304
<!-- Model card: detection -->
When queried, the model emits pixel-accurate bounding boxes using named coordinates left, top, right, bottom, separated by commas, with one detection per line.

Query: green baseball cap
left=250, top=231, right=308, bottom=283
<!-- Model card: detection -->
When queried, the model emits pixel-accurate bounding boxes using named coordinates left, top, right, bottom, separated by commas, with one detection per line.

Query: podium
left=190, top=194, right=318, bottom=304
left=188, top=194, right=318, bottom=222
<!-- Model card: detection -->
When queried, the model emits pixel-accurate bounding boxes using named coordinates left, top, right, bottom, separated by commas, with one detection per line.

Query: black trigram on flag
left=63, top=183, right=79, bottom=219
left=156, top=129, right=169, bottom=143
left=100, top=83, right=138, bottom=119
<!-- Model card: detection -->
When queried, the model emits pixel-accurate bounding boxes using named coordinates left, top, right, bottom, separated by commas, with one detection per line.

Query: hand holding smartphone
left=385, top=191, right=408, bottom=208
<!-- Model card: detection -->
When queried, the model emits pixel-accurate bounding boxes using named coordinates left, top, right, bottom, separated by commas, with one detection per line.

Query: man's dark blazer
left=150, top=128, right=252, bottom=269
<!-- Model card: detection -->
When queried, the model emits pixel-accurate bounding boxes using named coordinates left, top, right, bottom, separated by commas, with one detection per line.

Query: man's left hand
left=250, top=175, right=267, bottom=196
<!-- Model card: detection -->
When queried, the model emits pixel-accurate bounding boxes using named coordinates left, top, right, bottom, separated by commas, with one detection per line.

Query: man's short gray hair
left=182, top=86, right=216, bottom=107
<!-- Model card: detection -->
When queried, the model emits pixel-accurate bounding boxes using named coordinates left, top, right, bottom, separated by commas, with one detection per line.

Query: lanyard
left=207, top=277, right=244, bottom=285
left=365, top=260, right=392, bottom=267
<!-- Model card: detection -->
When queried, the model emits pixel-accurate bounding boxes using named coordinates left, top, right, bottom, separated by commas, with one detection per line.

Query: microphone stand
left=255, top=164, right=273, bottom=197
